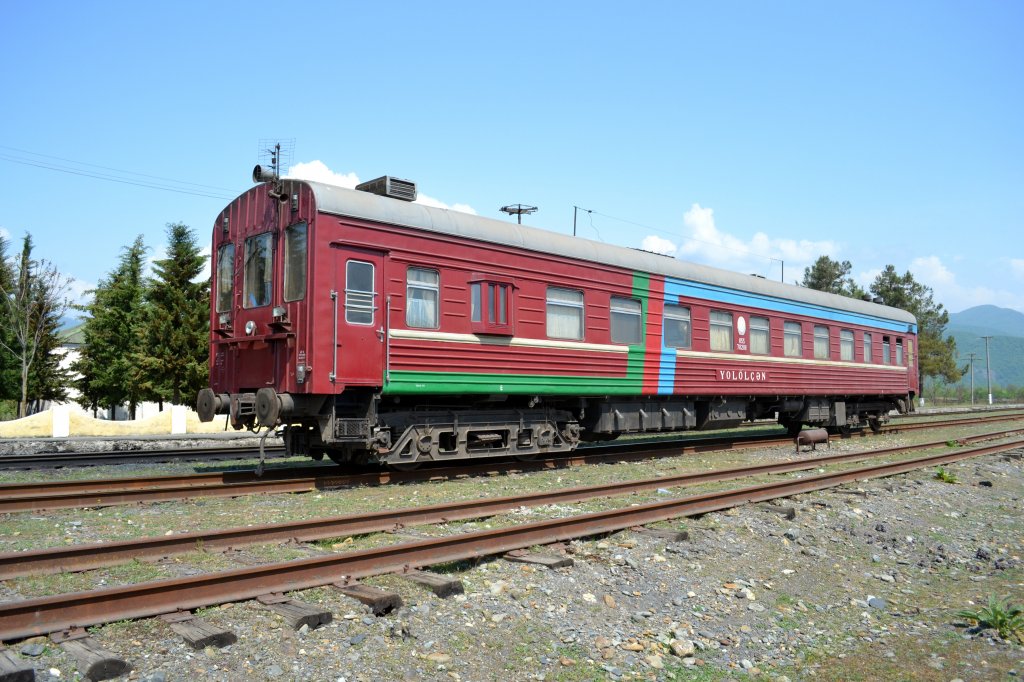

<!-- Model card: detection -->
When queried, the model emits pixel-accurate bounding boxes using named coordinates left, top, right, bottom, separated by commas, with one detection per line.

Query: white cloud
left=65, top=277, right=95, bottom=307
left=675, top=203, right=835, bottom=281
left=1010, top=258, right=1024, bottom=280
left=0, top=226, right=10, bottom=241
left=415, top=193, right=477, bottom=215
left=287, top=160, right=476, bottom=215
left=286, top=160, right=360, bottom=188
left=908, top=255, right=1023, bottom=313
left=640, top=235, right=678, bottom=256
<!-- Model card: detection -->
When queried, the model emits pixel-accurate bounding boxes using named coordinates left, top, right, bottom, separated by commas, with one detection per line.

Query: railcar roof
left=295, top=180, right=916, bottom=327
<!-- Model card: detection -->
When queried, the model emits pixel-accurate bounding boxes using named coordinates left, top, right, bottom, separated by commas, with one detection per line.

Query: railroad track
left=1, top=427, right=1020, bottom=580
left=2, top=412, right=1023, bottom=513
left=0, top=409, right=1019, bottom=471
left=1, top=434, right=1020, bottom=641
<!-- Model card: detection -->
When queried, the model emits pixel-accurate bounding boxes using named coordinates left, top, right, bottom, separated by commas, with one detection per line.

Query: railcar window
left=243, top=233, right=273, bottom=309
left=664, top=304, right=692, bottom=349
left=750, top=316, right=770, bottom=355
left=283, top=222, right=307, bottom=302
left=813, top=325, right=830, bottom=360
left=345, top=260, right=375, bottom=325
left=215, top=243, right=234, bottom=313
left=840, top=329, right=854, bottom=361
left=406, top=267, right=439, bottom=328
left=471, top=283, right=482, bottom=323
left=610, top=297, right=642, bottom=345
left=710, top=311, right=733, bottom=352
left=864, top=332, right=873, bottom=363
left=784, top=322, right=802, bottom=357
left=546, top=287, right=584, bottom=340
left=896, top=338, right=904, bottom=365
left=882, top=336, right=891, bottom=364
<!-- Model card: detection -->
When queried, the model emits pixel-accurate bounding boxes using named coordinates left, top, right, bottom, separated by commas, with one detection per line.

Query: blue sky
left=2, top=1, right=1022, bottom=315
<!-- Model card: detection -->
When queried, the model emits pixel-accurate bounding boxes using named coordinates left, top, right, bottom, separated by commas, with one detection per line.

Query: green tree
left=73, top=236, right=149, bottom=419
left=136, top=223, right=210, bottom=405
left=0, top=234, right=71, bottom=417
left=802, top=255, right=867, bottom=298
left=0, top=234, right=18, bottom=405
left=870, top=264, right=960, bottom=387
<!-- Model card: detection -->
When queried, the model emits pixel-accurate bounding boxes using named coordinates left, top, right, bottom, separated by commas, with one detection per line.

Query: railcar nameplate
left=717, top=369, right=768, bottom=382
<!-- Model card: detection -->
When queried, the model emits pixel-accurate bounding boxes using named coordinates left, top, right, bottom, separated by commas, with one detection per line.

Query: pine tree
left=802, top=255, right=866, bottom=299
left=136, top=223, right=210, bottom=405
left=871, top=265, right=960, bottom=386
left=0, top=234, right=17, bottom=403
left=73, top=236, right=149, bottom=419
left=0, top=234, right=71, bottom=417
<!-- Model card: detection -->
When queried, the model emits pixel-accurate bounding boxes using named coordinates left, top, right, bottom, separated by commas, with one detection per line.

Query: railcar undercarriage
left=199, top=387, right=915, bottom=467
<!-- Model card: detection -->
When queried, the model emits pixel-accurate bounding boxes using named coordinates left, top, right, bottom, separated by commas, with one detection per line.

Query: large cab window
left=283, top=222, right=307, bottom=302
left=243, top=233, right=272, bottom=308
left=216, top=243, right=234, bottom=312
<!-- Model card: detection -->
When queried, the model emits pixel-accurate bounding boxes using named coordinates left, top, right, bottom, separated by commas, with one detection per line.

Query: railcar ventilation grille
left=355, top=176, right=418, bottom=202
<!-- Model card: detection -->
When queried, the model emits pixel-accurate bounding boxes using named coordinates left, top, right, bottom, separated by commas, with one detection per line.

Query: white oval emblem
left=737, top=316, right=747, bottom=335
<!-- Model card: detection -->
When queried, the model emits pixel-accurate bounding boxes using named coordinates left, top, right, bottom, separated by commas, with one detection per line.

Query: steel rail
left=3, top=427, right=1022, bottom=580
left=2, top=415, right=1022, bottom=513
left=0, top=408, right=1017, bottom=471
left=0, top=444, right=287, bottom=469
left=0, top=438, right=1020, bottom=641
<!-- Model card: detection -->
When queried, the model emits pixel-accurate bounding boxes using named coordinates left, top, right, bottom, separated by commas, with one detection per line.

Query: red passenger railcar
left=197, top=171, right=918, bottom=466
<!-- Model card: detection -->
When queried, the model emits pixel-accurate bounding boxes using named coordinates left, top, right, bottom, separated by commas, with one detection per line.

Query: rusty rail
left=3, top=428, right=1023, bottom=579
left=0, top=437, right=1020, bottom=641
left=1, top=412, right=1020, bottom=514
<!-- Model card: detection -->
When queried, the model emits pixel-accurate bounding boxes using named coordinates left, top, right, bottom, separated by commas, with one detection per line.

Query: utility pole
left=573, top=205, right=592, bottom=237
left=966, top=352, right=977, bottom=406
left=981, top=336, right=993, bottom=405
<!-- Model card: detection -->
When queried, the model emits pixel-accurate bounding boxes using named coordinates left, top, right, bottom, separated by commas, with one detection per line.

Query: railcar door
left=331, top=247, right=386, bottom=387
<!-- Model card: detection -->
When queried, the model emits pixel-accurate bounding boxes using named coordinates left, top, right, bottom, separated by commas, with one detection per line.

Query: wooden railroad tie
left=333, top=582, right=403, bottom=616
left=400, top=569, right=465, bottom=598
left=49, top=629, right=130, bottom=682
left=159, top=612, right=237, bottom=650
left=630, top=526, right=691, bottom=542
left=760, top=504, right=798, bottom=520
left=0, top=648, right=34, bottom=682
left=257, top=593, right=333, bottom=630
left=503, top=549, right=574, bottom=569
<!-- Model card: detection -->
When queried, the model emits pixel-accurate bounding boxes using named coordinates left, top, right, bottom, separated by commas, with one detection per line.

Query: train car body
left=198, top=175, right=919, bottom=466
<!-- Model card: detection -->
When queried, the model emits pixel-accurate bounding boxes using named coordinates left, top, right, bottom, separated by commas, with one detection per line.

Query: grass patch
left=934, top=466, right=958, bottom=484
left=957, top=595, right=1024, bottom=642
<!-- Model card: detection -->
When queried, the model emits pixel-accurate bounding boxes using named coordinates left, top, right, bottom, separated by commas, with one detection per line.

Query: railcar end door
left=331, top=247, right=386, bottom=387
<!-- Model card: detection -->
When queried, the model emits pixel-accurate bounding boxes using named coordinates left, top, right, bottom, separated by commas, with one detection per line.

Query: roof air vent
left=355, top=176, right=417, bottom=202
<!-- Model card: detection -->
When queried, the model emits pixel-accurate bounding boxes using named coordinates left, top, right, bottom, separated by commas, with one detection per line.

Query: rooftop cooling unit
left=355, top=176, right=417, bottom=202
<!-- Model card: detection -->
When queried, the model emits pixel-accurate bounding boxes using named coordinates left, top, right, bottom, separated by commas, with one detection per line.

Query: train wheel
left=781, top=420, right=803, bottom=438
left=868, top=417, right=883, bottom=433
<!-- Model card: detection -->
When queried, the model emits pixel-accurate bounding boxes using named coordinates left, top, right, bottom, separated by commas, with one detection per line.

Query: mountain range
left=947, top=305, right=1024, bottom=390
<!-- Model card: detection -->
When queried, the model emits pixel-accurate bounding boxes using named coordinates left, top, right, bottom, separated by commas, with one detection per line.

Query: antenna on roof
left=252, top=139, right=295, bottom=202
left=500, top=204, right=537, bottom=224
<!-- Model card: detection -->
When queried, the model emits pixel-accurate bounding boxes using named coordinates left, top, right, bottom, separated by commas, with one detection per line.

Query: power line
left=0, top=145, right=243, bottom=200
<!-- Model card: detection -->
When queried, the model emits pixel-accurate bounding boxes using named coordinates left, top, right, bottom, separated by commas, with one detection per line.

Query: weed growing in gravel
left=935, top=467, right=959, bottom=484
left=956, top=595, right=1024, bottom=642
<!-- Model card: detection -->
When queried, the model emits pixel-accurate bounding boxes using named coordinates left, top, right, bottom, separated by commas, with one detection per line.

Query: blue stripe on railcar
left=665, top=277, right=917, bottom=334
